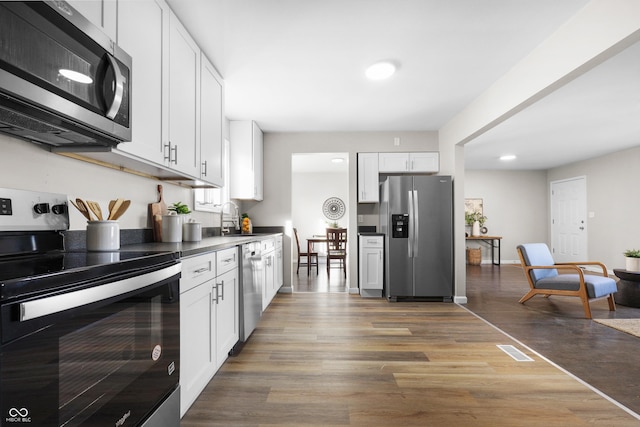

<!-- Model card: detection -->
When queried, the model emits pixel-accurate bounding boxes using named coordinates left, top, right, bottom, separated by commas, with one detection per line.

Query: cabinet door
left=262, top=253, right=275, bottom=310
left=359, top=248, right=384, bottom=290
left=252, top=122, right=264, bottom=200
left=409, top=152, right=439, bottom=173
left=180, top=281, right=216, bottom=416
left=275, top=245, right=283, bottom=289
left=67, top=0, right=117, bottom=40
left=358, top=153, right=379, bottom=203
left=117, top=0, right=167, bottom=164
left=215, top=268, right=239, bottom=367
left=169, top=11, right=201, bottom=178
left=200, top=55, right=224, bottom=186
left=378, top=152, right=409, bottom=172
left=230, top=121, right=264, bottom=200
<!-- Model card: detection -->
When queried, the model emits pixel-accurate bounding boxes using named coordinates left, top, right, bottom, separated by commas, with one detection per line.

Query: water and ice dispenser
left=391, top=214, right=409, bottom=238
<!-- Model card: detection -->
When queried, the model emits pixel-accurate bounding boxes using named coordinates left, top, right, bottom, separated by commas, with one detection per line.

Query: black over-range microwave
left=0, top=1, right=132, bottom=148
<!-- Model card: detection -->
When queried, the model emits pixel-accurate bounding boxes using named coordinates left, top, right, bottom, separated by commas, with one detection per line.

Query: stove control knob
left=33, top=203, right=50, bottom=214
left=52, top=204, right=66, bottom=215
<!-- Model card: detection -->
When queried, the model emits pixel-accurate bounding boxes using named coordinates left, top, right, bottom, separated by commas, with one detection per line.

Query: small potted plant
left=623, top=249, right=640, bottom=272
left=465, top=212, right=487, bottom=236
left=168, top=201, right=191, bottom=215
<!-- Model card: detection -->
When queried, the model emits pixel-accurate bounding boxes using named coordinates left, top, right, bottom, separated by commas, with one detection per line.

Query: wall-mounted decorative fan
left=322, top=197, right=345, bottom=220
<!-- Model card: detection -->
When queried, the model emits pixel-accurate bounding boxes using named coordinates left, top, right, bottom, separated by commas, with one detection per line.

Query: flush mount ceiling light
left=331, top=157, right=344, bottom=163
left=59, top=69, right=93, bottom=84
left=500, top=154, right=517, bottom=161
left=365, top=61, right=396, bottom=80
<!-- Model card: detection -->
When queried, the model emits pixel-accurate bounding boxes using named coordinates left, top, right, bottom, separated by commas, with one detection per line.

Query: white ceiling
left=166, top=0, right=640, bottom=170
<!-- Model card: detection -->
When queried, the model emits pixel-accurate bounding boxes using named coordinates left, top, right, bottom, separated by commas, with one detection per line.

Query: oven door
left=0, top=264, right=180, bottom=427
left=0, top=1, right=131, bottom=144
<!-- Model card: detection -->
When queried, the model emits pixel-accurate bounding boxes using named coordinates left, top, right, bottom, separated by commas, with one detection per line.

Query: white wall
left=1, top=135, right=219, bottom=231
left=548, top=145, right=640, bottom=269
left=292, top=170, right=349, bottom=259
left=464, top=170, right=548, bottom=263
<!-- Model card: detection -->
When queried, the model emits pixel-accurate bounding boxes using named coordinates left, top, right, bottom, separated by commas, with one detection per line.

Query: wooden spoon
left=108, top=198, right=124, bottom=220
left=108, top=199, right=117, bottom=216
left=86, top=201, right=103, bottom=221
left=71, top=199, right=92, bottom=221
left=75, top=198, right=94, bottom=221
left=111, top=200, right=130, bottom=220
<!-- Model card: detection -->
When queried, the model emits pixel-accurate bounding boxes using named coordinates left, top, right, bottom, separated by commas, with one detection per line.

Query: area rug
left=594, top=318, right=640, bottom=338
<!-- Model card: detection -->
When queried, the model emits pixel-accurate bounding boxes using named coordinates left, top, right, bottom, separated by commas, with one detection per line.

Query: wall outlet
left=358, top=215, right=364, bottom=223
left=393, top=137, right=400, bottom=146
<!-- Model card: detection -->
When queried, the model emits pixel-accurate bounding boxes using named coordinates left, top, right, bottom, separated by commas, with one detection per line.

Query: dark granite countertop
left=122, top=233, right=282, bottom=258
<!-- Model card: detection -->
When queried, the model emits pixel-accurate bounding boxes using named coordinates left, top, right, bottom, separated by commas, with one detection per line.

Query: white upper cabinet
left=378, top=152, right=439, bottom=173
left=168, top=10, right=201, bottom=178
left=358, top=153, right=379, bottom=203
left=116, top=0, right=167, bottom=164
left=200, top=55, right=224, bottom=186
left=409, top=152, right=439, bottom=172
left=230, top=121, right=264, bottom=201
left=67, top=0, right=117, bottom=40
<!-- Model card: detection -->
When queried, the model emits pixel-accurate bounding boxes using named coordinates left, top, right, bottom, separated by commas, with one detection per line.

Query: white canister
left=183, top=219, right=202, bottom=242
left=162, top=212, right=182, bottom=243
left=86, top=220, right=120, bottom=251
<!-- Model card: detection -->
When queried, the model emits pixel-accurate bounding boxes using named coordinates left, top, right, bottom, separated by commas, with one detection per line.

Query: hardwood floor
left=181, top=264, right=640, bottom=426
left=292, top=259, right=348, bottom=293
left=465, top=263, right=640, bottom=417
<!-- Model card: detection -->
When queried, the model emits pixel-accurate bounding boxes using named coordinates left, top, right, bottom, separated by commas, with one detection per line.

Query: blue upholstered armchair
left=516, top=243, right=617, bottom=319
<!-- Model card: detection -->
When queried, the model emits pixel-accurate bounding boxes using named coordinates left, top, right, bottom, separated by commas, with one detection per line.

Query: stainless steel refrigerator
left=380, top=175, right=453, bottom=301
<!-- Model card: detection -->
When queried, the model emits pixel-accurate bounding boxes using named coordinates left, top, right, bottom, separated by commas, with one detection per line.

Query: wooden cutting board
left=148, top=184, right=167, bottom=242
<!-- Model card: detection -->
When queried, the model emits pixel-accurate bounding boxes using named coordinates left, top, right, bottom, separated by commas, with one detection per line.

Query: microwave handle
left=19, top=263, right=181, bottom=321
left=104, top=53, right=125, bottom=120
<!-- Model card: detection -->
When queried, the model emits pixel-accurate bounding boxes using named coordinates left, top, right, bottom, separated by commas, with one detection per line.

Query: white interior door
left=550, top=177, right=587, bottom=262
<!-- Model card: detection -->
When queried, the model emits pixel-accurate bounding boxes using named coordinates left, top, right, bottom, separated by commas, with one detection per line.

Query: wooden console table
left=465, top=235, right=502, bottom=265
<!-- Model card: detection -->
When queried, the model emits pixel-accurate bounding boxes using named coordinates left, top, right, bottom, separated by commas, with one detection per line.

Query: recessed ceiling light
left=500, top=154, right=517, bottom=161
left=331, top=157, right=344, bottom=163
left=365, top=61, right=396, bottom=80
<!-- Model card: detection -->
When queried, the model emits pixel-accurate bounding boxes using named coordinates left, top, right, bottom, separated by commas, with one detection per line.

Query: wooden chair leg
left=607, top=293, right=616, bottom=311
left=518, top=290, right=537, bottom=304
left=580, top=296, right=592, bottom=319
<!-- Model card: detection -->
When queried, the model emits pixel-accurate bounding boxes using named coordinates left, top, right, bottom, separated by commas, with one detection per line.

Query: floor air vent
left=497, top=345, right=534, bottom=362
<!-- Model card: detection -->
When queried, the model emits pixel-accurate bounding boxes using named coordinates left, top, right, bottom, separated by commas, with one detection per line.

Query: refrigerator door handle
left=408, top=190, right=414, bottom=258
left=413, top=190, right=419, bottom=257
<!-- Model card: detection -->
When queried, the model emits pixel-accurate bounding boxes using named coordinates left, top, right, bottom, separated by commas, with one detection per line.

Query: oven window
left=58, top=295, right=162, bottom=427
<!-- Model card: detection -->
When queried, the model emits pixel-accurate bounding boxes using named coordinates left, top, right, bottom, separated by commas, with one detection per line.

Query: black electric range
left=0, top=187, right=182, bottom=427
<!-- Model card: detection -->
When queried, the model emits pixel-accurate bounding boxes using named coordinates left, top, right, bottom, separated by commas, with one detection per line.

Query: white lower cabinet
left=214, top=248, right=239, bottom=367
left=262, top=239, right=275, bottom=311
left=359, top=235, right=384, bottom=298
left=180, top=278, right=216, bottom=416
left=180, top=247, right=239, bottom=417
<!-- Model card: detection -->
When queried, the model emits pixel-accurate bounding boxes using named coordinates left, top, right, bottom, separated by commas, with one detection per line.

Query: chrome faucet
left=216, top=201, right=240, bottom=234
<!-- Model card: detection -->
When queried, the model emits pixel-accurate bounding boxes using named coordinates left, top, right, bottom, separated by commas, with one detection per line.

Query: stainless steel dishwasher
left=231, top=242, right=263, bottom=355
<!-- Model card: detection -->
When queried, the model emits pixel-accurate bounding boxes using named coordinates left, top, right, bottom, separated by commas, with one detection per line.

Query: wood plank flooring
left=181, top=279, right=640, bottom=426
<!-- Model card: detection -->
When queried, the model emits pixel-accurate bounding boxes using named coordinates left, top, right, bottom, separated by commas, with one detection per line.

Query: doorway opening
left=291, top=152, right=349, bottom=293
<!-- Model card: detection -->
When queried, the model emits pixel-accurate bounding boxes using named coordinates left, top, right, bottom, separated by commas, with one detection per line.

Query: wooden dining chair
left=294, top=228, right=318, bottom=275
left=326, top=228, right=347, bottom=278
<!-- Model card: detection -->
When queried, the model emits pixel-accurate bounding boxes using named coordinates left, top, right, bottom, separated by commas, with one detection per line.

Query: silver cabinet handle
left=202, top=160, right=208, bottom=176
left=20, top=263, right=181, bottom=321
